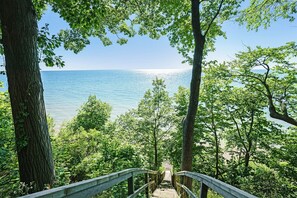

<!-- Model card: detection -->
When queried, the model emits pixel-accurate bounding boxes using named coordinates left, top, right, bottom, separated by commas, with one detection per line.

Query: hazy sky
left=39, top=8, right=297, bottom=71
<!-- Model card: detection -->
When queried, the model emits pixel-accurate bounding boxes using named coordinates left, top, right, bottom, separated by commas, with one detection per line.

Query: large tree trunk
left=181, top=0, right=205, bottom=191
left=0, top=0, right=55, bottom=192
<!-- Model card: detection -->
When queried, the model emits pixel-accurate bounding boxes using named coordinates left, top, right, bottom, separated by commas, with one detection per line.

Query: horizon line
left=41, top=68, right=192, bottom=72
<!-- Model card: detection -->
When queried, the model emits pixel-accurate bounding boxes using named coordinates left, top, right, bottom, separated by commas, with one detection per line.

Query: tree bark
left=214, top=133, right=219, bottom=178
left=181, top=0, right=205, bottom=191
left=212, top=112, right=219, bottom=179
left=208, top=102, right=220, bottom=179
left=244, top=110, right=254, bottom=172
left=268, top=96, right=297, bottom=126
left=244, top=151, right=250, bottom=174
left=153, top=128, right=158, bottom=170
left=0, top=0, right=55, bottom=192
left=245, top=73, right=297, bottom=126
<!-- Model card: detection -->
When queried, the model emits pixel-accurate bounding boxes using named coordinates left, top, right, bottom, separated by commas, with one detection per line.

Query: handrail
left=20, top=168, right=160, bottom=198
left=176, top=183, right=196, bottom=198
left=174, top=171, right=257, bottom=198
left=127, top=180, right=155, bottom=198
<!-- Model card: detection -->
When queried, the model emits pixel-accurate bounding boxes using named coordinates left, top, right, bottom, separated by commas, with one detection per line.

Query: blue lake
left=0, top=69, right=191, bottom=126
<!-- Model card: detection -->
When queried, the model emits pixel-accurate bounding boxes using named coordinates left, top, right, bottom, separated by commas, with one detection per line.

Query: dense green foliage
left=0, top=0, right=296, bottom=197
left=53, top=95, right=142, bottom=185
left=177, top=56, right=295, bottom=197
left=116, top=78, right=174, bottom=170
left=232, top=42, right=297, bottom=126
left=1, top=65, right=296, bottom=197
left=51, top=96, right=143, bottom=197
left=238, top=0, right=297, bottom=30
left=0, top=84, right=19, bottom=197
left=0, top=83, right=56, bottom=196
left=67, top=95, right=112, bottom=131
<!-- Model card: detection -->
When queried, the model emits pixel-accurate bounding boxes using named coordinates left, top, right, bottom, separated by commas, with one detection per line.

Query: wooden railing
left=19, top=168, right=257, bottom=198
left=20, top=168, right=164, bottom=198
left=173, top=171, right=257, bottom=198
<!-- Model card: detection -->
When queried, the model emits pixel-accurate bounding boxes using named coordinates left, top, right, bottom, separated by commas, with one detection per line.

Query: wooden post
left=180, top=175, right=188, bottom=198
left=128, top=176, right=134, bottom=196
left=199, top=182, right=208, bottom=198
left=172, top=174, right=176, bottom=190
left=145, top=173, right=149, bottom=198
left=150, top=173, right=155, bottom=192
left=180, top=175, right=183, bottom=198
left=153, top=174, right=157, bottom=191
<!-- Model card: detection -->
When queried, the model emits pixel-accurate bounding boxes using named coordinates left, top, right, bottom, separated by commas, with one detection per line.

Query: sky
left=38, top=8, right=297, bottom=71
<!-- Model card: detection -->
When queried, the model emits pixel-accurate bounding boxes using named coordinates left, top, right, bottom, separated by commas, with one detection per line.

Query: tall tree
left=196, top=62, right=232, bottom=178
left=182, top=0, right=241, bottom=189
left=0, top=0, right=151, bottom=193
left=126, top=1, right=242, bottom=190
left=167, top=87, right=190, bottom=169
left=116, top=78, right=173, bottom=169
left=0, top=0, right=54, bottom=192
left=223, top=88, right=281, bottom=171
left=138, top=78, right=173, bottom=169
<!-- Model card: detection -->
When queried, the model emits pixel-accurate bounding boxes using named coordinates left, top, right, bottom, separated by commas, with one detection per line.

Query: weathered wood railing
left=21, top=168, right=164, bottom=198
left=173, top=171, right=257, bottom=198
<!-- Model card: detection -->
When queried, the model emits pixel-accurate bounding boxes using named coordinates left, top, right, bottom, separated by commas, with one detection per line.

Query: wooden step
left=152, top=170, right=179, bottom=198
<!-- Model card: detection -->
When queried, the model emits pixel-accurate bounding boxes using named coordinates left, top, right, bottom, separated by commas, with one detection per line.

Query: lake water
left=0, top=69, right=191, bottom=126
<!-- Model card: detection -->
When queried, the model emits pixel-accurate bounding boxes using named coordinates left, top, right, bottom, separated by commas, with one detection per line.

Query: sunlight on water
left=135, top=68, right=191, bottom=75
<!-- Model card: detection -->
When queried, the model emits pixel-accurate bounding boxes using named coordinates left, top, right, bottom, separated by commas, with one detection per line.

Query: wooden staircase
left=152, top=170, right=178, bottom=198
left=20, top=168, right=257, bottom=198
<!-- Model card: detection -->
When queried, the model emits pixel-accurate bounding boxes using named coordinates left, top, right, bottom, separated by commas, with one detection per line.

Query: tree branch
left=204, top=0, right=224, bottom=36
left=227, top=107, right=248, bottom=151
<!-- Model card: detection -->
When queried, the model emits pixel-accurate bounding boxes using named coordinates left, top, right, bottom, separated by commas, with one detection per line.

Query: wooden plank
left=144, top=173, right=149, bottom=198
left=128, top=176, right=134, bottom=195
left=152, top=171, right=179, bottom=198
left=199, top=183, right=208, bottom=198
